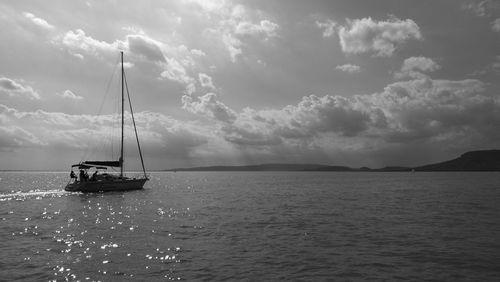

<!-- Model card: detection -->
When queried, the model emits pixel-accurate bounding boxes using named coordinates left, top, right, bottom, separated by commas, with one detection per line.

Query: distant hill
left=165, top=150, right=500, bottom=172
left=415, top=150, right=500, bottom=171
left=168, top=163, right=332, bottom=172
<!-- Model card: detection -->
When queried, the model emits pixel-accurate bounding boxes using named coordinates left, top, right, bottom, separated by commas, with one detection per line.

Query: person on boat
left=91, top=171, right=98, bottom=181
left=79, top=169, right=85, bottom=182
left=70, top=170, right=76, bottom=179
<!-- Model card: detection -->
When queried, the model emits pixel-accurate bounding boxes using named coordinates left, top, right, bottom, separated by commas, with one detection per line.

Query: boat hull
left=65, top=178, right=148, bottom=192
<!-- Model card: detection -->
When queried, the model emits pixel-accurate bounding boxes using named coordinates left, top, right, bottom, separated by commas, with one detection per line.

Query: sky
left=1, top=0, right=500, bottom=170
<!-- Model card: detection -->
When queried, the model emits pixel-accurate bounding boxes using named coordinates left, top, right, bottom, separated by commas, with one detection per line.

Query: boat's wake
left=0, top=189, right=70, bottom=201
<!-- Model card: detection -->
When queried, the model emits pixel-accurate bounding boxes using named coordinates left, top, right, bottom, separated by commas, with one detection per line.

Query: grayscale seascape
left=1, top=171, right=499, bottom=281
left=2, top=1, right=500, bottom=281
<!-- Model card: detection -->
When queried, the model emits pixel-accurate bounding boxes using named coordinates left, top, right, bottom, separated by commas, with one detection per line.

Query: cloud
left=56, top=30, right=166, bottom=64
left=0, top=77, right=40, bottom=100
left=1, top=74, right=499, bottom=167
left=183, top=92, right=378, bottom=144
left=336, top=64, right=361, bottom=73
left=0, top=125, right=44, bottom=150
left=235, top=20, right=279, bottom=37
left=185, top=0, right=226, bottom=13
left=266, top=94, right=374, bottom=137
left=122, top=62, right=134, bottom=69
left=23, top=12, right=54, bottom=30
left=493, top=55, right=500, bottom=69
left=198, top=73, right=216, bottom=90
left=126, top=34, right=165, bottom=63
left=195, top=2, right=279, bottom=62
left=57, top=29, right=120, bottom=58
left=58, top=90, right=83, bottom=100
left=160, top=57, right=196, bottom=93
left=395, top=56, right=440, bottom=79
left=338, top=17, right=422, bottom=57
left=55, top=29, right=198, bottom=93
left=0, top=104, right=211, bottom=160
left=182, top=93, right=237, bottom=123
left=179, top=75, right=499, bottom=166
left=492, top=18, right=500, bottom=32
left=462, top=0, right=500, bottom=17
left=316, top=19, right=337, bottom=38
left=221, top=33, right=243, bottom=62
left=372, top=78, right=497, bottom=144
left=191, top=49, right=206, bottom=57
left=54, top=2, right=277, bottom=69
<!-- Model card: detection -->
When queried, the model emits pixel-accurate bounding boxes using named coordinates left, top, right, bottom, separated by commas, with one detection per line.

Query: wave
left=0, top=189, right=69, bottom=201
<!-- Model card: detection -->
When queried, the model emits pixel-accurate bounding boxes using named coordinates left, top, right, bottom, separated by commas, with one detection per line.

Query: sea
left=0, top=171, right=499, bottom=281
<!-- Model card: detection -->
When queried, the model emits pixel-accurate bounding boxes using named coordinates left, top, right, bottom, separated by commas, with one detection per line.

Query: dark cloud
left=126, top=34, right=166, bottom=63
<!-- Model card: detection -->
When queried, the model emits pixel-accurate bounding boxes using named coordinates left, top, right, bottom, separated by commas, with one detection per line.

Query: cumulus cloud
left=316, top=19, right=337, bottom=38
left=221, top=33, right=243, bottom=62
left=126, top=34, right=166, bottom=62
left=55, top=29, right=198, bottom=93
left=196, top=2, right=279, bottom=62
left=23, top=12, right=54, bottom=30
left=180, top=75, right=499, bottom=167
left=57, top=29, right=119, bottom=58
left=336, top=64, right=361, bottom=73
left=58, top=90, right=83, bottom=100
left=160, top=57, right=196, bottom=93
left=183, top=92, right=379, bottom=144
left=2, top=74, right=499, bottom=167
left=182, top=93, right=237, bottom=123
left=198, top=73, right=216, bottom=90
left=0, top=77, right=40, bottom=100
left=395, top=56, right=440, bottom=79
left=338, top=17, right=422, bottom=57
left=371, top=78, right=498, bottom=145
left=58, top=29, right=168, bottom=63
left=272, top=95, right=374, bottom=137
left=0, top=104, right=212, bottom=161
left=492, top=18, right=500, bottom=32
left=57, top=30, right=170, bottom=64
left=462, top=0, right=500, bottom=17
left=55, top=2, right=277, bottom=69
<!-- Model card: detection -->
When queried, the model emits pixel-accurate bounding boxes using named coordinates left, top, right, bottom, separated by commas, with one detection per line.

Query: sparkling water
left=1, top=171, right=499, bottom=281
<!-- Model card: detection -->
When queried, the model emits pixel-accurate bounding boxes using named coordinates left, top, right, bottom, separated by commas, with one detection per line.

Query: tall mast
left=120, top=51, right=124, bottom=177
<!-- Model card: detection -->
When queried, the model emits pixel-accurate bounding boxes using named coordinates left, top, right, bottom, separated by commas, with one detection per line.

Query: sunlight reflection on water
left=0, top=172, right=499, bottom=281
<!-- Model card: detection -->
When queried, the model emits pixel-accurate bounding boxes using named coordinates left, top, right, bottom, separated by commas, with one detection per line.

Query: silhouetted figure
left=91, top=171, right=98, bottom=181
left=79, top=170, right=85, bottom=182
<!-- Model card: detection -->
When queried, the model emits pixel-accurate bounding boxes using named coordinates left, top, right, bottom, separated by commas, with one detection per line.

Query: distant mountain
left=307, top=165, right=355, bottom=171
left=414, top=150, right=500, bottom=171
left=165, top=150, right=500, bottom=172
left=168, top=163, right=332, bottom=172
left=374, top=166, right=412, bottom=172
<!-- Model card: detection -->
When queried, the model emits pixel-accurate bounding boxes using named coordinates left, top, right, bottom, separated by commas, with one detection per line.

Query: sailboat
left=65, top=52, right=148, bottom=192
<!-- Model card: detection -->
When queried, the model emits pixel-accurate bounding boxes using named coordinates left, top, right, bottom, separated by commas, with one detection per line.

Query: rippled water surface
left=1, top=171, right=500, bottom=281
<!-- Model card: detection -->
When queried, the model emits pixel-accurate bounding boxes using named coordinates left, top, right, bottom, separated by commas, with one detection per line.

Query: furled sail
left=82, top=161, right=121, bottom=167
